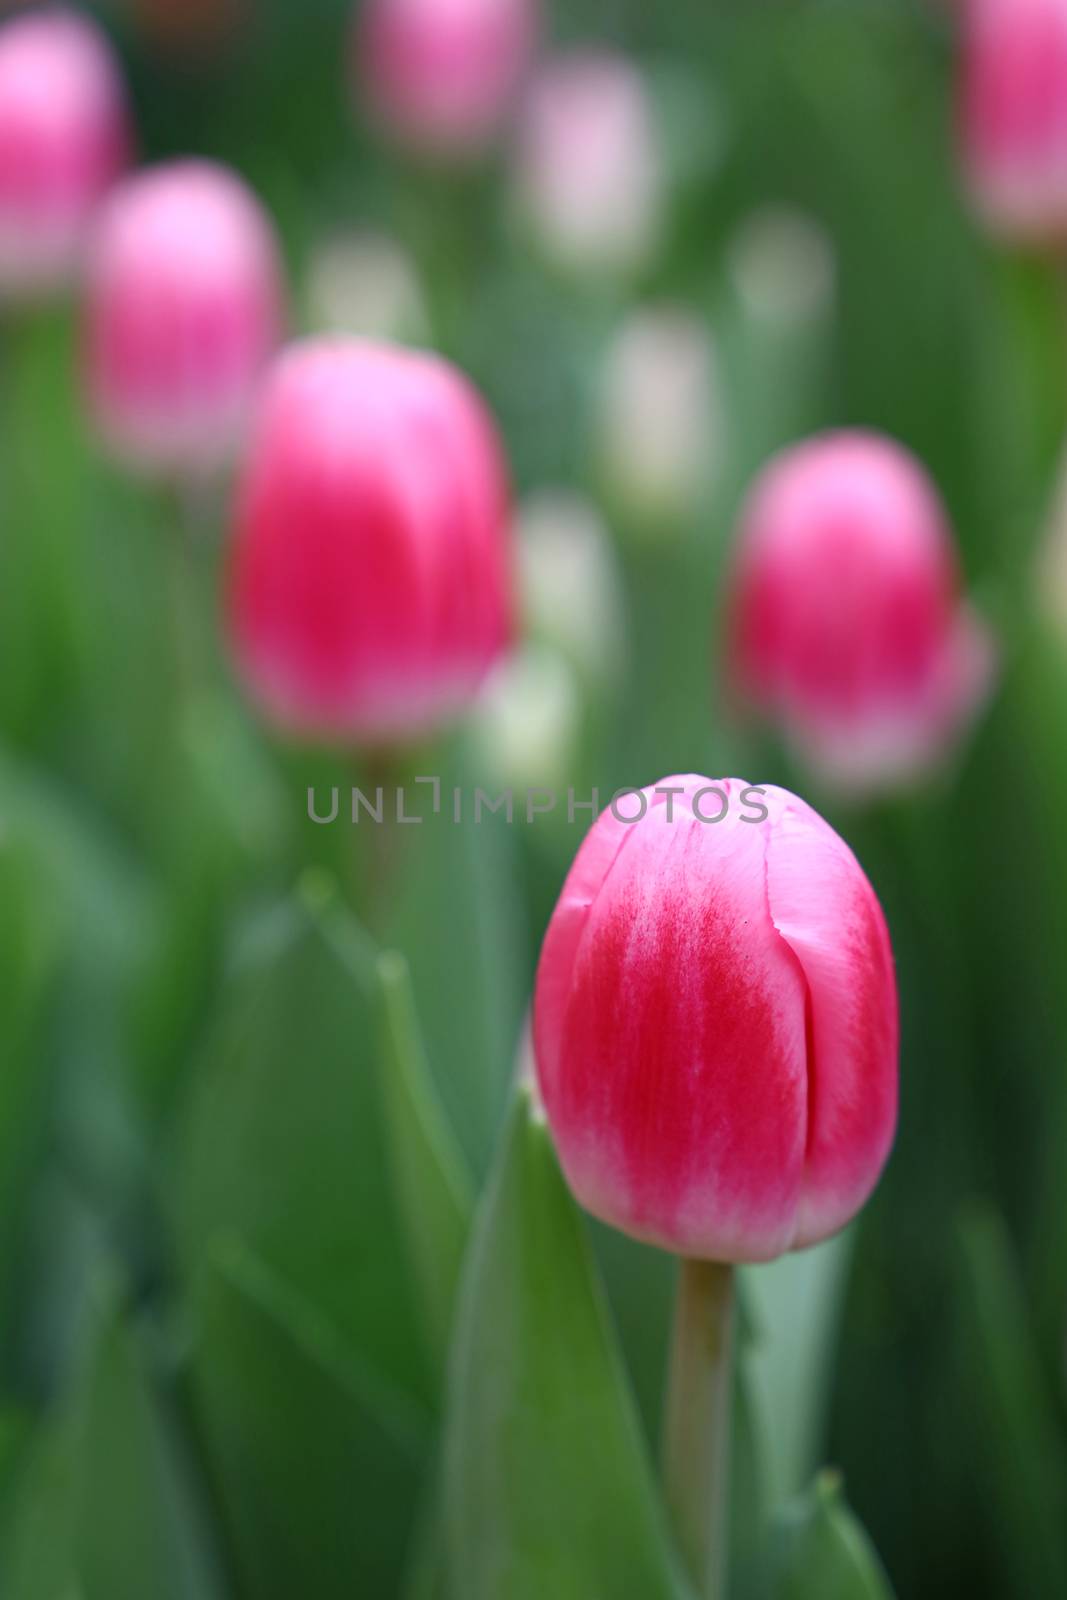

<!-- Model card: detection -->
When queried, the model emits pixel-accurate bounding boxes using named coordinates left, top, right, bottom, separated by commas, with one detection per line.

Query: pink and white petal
left=762, top=788, right=898, bottom=1248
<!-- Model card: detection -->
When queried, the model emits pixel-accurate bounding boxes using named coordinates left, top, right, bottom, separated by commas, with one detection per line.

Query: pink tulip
left=514, top=51, right=664, bottom=277
left=0, top=7, right=129, bottom=296
left=728, top=432, right=992, bottom=793
left=226, top=337, right=513, bottom=743
left=960, top=0, right=1067, bottom=244
left=85, top=160, right=284, bottom=477
left=533, top=777, right=898, bottom=1262
left=356, top=0, right=537, bottom=158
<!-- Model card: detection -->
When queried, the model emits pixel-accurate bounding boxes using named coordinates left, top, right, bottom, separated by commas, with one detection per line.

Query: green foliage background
left=2, top=1, right=1066, bottom=1595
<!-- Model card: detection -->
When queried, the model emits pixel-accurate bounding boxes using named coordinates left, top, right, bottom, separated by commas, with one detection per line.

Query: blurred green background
left=4, top=0, right=1067, bottom=1595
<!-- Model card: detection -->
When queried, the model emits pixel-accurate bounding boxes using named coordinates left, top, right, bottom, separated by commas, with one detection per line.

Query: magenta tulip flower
left=226, top=337, right=513, bottom=744
left=727, top=431, right=992, bottom=793
left=85, top=160, right=284, bottom=478
left=356, top=0, right=537, bottom=158
left=533, top=776, right=898, bottom=1263
left=960, top=0, right=1067, bottom=245
left=0, top=7, right=129, bottom=297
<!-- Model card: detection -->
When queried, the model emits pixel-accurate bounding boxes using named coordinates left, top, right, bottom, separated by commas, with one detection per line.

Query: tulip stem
left=663, top=1257, right=735, bottom=1599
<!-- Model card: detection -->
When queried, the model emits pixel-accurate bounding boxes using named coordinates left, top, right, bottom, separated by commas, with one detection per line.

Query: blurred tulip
left=726, top=206, right=836, bottom=339
left=85, top=160, right=284, bottom=478
left=595, top=306, right=721, bottom=527
left=472, top=643, right=581, bottom=794
left=960, top=0, right=1067, bottom=245
left=514, top=51, right=664, bottom=278
left=516, top=489, right=625, bottom=690
left=356, top=0, right=537, bottom=159
left=306, top=229, right=428, bottom=344
left=0, top=7, right=129, bottom=297
left=533, top=775, right=898, bottom=1261
left=227, top=337, right=513, bottom=744
left=727, top=432, right=993, bottom=794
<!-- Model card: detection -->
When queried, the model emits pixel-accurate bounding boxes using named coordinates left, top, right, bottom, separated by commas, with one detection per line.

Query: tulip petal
left=536, top=778, right=810, bottom=1262
left=762, top=788, right=898, bottom=1248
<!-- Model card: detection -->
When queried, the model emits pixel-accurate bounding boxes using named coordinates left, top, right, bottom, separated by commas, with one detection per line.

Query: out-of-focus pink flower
left=356, top=0, right=537, bottom=158
left=85, top=160, right=284, bottom=477
left=514, top=51, right=664, bottom=277
left=533, top=776, right=898, bottom=1262
left=0, top=7, right=129, bottom=297
left=227, top=337, right=513, bottom=744
left=960, top=0, right=1067, bottom=245
left=728, top=432, right=993, bottom=793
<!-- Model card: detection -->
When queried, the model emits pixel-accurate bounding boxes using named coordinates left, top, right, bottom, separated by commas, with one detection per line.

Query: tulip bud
left=514, top=52, right=664, bottom=278
left=227, top=337, right=513, bottom=744
left=306, top=229, right=428, bottom=345
left=472, top=644, right=581, bottom=795
left=516, top=490, right=625, bottom=691
left=594, top=306, right=722, bottom=528
left=0, top=8, right=129, bottom=297
left=85, top=160, right=284, bottom=478
left=960, top=0, right=1067, bottom=245
left=356, top=0, right=537, bottom=159
left=533, top=776, right=898, bottom=1262
left=727, top=432, right=993, bottom=794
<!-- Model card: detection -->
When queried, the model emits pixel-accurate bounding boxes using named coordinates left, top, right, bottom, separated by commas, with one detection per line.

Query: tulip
left=472, top=644, right=581, bottom=795
left=727, top=432, right=993, bottom=793
left=514, top=52, right=664, bottom=278
left=516, top=490, right=625, bottom=691
left=355, top=0, right=537, bottom=159
left=306, top=229, right=428, bottom=345
left=960, top=0, right=1067, bottom=245
left=533, top=775, right=898, bottom=1263
left=595, top=306, right=722, bottom=528
left=0, top=8, right=129, bottom=297
left=84, top=160, right=284, bottom=478
left=227, top=337, right=513, bottom=744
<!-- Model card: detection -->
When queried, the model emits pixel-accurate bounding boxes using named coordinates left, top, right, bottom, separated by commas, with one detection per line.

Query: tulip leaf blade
left=443, top=1086, right=692, bottom=1600
left=768, top=1470, right=895, bottom=1600
left=188, top=1232, right=429, bottom=1600
left=953, top=1202, right=1067, bottom=1599
left=4, top=1279, right=226, bottom=1600
left=172, top=877, right=429, bottom=1410
left=376, top=947, right=475, bottom=1377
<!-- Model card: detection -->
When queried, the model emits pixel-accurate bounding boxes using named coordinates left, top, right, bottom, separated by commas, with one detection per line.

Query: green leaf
left=954, top=1204, right=1067, bottom=1598
left=382, top=736, right=528, bottom=1178
left=0, top=833, right=61, bottom=1342
left=188, top=1234, right=428, bottom=1600
left=769, top=1471, right=895, bottom=1600
left=741, top=1230, right=854, bottom=1504
left=3, top=1419, right=78, bottom=1600
left=376, top=949, right=475, bottom=1377
left=74, top=1300, right=227, bottom=1600
left=3, top=1281, right=226, bottom=1600
left=443, top=1086, right=690, bottom=1600
left=172, top=877, right=429, bottom=1408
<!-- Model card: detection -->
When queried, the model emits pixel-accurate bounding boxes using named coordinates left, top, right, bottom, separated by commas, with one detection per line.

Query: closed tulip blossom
left=85, top=160, right=284, bottom=477
left=227, top=338, right=513, bottom=743
left=728, top=432, right=993, bottom=792
left=533, top=777, right=898, bottom=1263
left=514, top=52, right=664, bottom=277
left=356, top=0, right=537, bottom=158
left=960, top=0, right=1067, bottom=244
left=595, top=306, right=722, bottom=527
left=0, top=8, right=129, bottom=296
